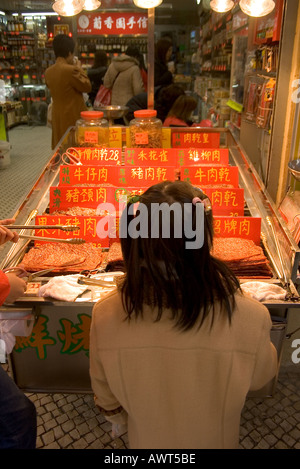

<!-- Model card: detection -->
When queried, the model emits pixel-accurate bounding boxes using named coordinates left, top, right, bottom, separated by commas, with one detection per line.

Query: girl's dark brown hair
left=120, top=181, right=240, bottom=331
left=167, top=95, right=197, bottom=123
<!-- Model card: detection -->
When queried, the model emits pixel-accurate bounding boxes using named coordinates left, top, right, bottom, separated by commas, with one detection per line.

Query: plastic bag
left=94, top=85, right=111, bottom=108
left=47, top=99, right=52, bottom=128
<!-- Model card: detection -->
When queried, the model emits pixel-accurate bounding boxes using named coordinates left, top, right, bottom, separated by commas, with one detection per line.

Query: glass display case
left=0, top=126, right=299, bottom=395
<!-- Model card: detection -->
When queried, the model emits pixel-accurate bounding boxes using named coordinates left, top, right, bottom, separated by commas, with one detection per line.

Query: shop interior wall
left=268, top=1, right=300, bottom=205
left=239, top=0, right=300, bottom=205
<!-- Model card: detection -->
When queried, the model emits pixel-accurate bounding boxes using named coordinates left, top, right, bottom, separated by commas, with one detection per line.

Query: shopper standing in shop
left=89, top=180, right=277, bottom=449
left=87, top=50, right=108, bottom=106
left=154, top=38, right=174, bottom=87
left=103, top=46, right=144, bottom=108
left=45, top=34, right=91, bottom=149
left=0, top=219, right=36, bottom=449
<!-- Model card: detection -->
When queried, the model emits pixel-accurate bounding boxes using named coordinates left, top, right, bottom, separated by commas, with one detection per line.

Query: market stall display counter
left=1, top=126, right=299, bottom=396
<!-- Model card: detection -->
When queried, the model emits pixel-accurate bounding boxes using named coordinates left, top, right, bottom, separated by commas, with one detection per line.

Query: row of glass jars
left=75, top=109, right=163, bottom=148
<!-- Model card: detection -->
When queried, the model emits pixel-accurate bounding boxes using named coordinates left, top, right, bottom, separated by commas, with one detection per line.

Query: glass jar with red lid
left=129, top=109, right=162, bottom=148
left=75, top=110, right=109, bottom=147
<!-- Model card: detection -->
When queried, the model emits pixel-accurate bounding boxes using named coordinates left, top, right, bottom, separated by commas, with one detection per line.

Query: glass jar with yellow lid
left=75, top=111, right=109, bottom=147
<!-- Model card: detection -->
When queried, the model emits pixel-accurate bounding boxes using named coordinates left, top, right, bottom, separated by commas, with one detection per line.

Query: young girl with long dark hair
left=90, top=180, right=277, bottom=449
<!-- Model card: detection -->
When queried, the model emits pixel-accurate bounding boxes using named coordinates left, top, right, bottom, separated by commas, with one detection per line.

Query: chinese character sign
left=35, top=215, right=110, bottom=247
left=59, top=165, right=177, bottom=187
left=15, top=314, right=91, bottom=360
left=77, top=12, right=148, bottom=35
left=181, top=166, right=239, bottom=187
left=49, top=186, right=115, bottom=211
left=172, top=132, right=220, bottom=148
left=177, top=148, right=229, bottom=166
left=204, top=188, right=245, bottom=216
left=49, top=186, right=146, bottom=212
left=66, top=147, right=122, bottom=165
left=213, top=216, right=262, bottom=245
left=125, top=148, right=179, bottom=166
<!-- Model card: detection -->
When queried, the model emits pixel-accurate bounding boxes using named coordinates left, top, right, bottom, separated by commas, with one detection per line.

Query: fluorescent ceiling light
left=82, top=0, right=101, bottom=10
left=239, top=0, right=275, bottom=17
left=52, top=0, right=83, bottom=16
left=133, top=0, right=163, bottom=8
left=210, top=0, right=234, bottom=13
left=21, top=12, right=59, bottom=16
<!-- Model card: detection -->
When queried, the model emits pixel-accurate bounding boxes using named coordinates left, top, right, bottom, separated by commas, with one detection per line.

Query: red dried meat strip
left=21, top=242, right=103, bottom=272
left=107, top=242, right=123, bottom=263
left=212, top=238, right=263, bottom=262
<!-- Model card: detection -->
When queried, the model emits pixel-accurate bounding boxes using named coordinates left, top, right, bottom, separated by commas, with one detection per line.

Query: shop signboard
left=171, top=131, right=220, bottom=148
left=181, top=165, right=239, bottom=187
left=65, top=147, right=122, bottom=165
left=77, top=11, right=148, bottom=36
left=59, top=165, right=177, bottom=187
left=213, top=216, right=261, bottom=245
left=49, top=186, right=146, bottom=212
left=205, top=188, right=244, bottom=216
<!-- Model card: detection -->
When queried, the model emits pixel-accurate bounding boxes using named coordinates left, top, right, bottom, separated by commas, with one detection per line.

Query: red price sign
left=34, top=215, right=110, bottom=247
left=205, top=188, right=244, bottom=216
left=125, top=148, right=179, bottom=166
left=177, top=148, right=229, bottom=166
left=125, top=166, right=176, bottom=187
left=59, top=165, right=177, bottom=187
left=49, top=186, right=147, bottom=212
left=59, top=165, right=122, bottom=186
left=213, top=216, right=262, bottom=245
left=181, top=166, right=239, bottom=187
left=49, top=186, right=116, bottom=212
left=66, top=147, right=122, bottom=165
left=172, top=132, right=220, bottom=148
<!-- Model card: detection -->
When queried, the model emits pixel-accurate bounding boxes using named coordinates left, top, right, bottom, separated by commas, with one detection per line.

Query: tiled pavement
left=1, top=364, right=300, bottom=450
left=1, top=125, right=300, bottom=449
left=29, top=369, right=300, bottom=450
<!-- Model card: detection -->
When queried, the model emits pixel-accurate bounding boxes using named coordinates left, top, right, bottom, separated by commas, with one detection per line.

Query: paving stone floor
left=19, top=368, right=300, bottom=450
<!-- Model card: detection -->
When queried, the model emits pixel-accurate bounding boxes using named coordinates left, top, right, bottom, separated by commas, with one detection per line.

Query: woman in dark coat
left=154, top=38, right=173, bottom=87
left=88, top=50, right=108, bottom=105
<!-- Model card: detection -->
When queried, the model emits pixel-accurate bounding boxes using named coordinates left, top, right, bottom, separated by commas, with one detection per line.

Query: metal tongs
left=265, top=217, right=300, bottom=302
left=2, top=224, right=79, bottom=231
left=19, top=235, right=86, bottom=244
left=77, top=272, right=124, bottom=288
left=4, top=257, right=86, bottom=282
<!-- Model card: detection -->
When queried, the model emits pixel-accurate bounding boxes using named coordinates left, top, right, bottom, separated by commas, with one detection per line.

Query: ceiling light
left=133, top=0, right=163, bottom=8
left=239, top=0, right=275, bottom=17
left=210, top=0, right=234, bottom=13
left=82, top=0, right=101, bottom=10
left=52, top=0, right=84, bottom=16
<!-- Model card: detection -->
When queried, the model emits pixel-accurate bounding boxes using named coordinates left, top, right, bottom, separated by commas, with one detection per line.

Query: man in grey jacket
left=103, top=47, right=145, bottom=107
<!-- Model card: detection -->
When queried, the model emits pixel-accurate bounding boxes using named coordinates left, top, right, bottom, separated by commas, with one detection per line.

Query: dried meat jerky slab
left=21, top=242, right=103, bottom=272
left=212, top=238, right=264, bottom=262
left=107, top=242, right=123, bottom=263
left=52, top=207, right=97, bottom=216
